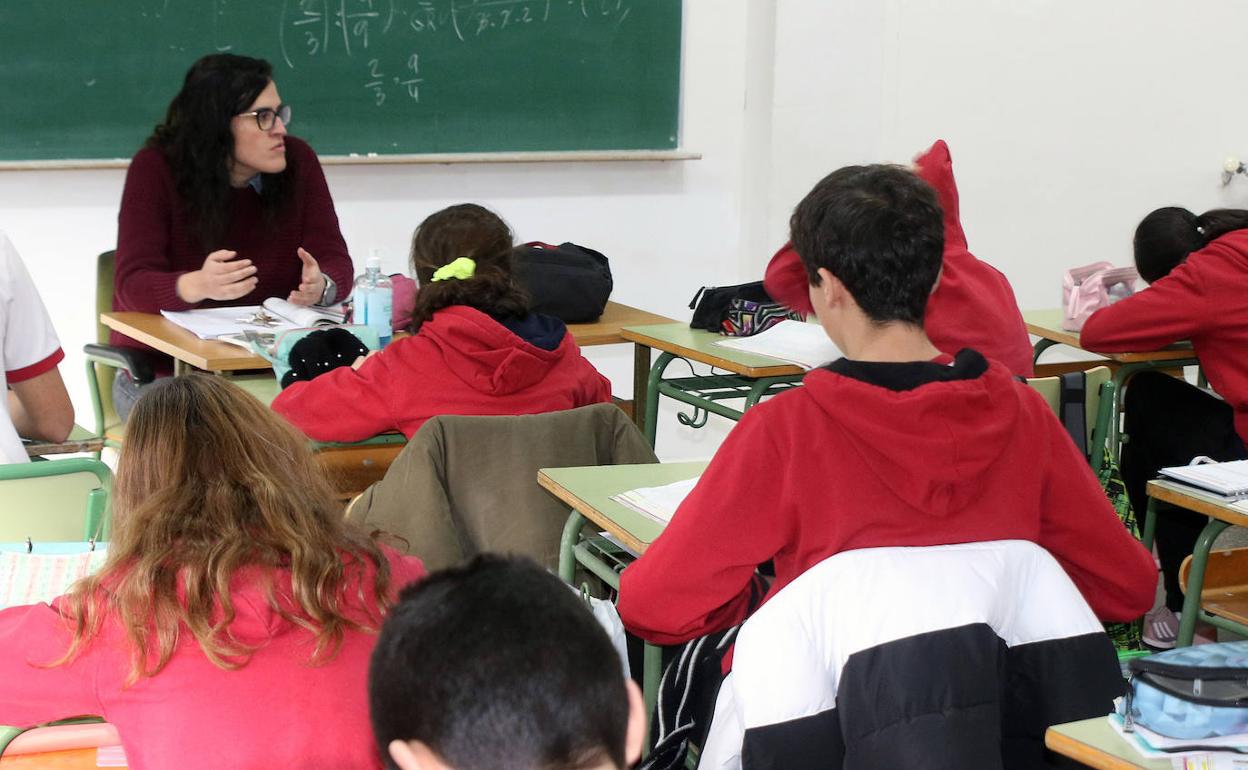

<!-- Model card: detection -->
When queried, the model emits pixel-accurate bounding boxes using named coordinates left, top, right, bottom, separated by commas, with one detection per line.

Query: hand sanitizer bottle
left=354, top=256, right=393, bottom=348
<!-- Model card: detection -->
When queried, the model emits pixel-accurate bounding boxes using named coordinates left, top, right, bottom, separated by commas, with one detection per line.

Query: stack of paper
left=714, top=319, right=842, bottom=370
left=610, top=476, right=700, bottom=525
left=1160, top=459, right=1248, bottom=501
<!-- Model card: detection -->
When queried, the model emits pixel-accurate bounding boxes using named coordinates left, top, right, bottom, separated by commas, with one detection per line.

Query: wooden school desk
left=1045, top=717, right=1169, bottom=770
left=539, top=460, right=708, bottom=718
left=620, top=323, right=806, bottom=445
left=1141, top=478, right=1248, bottom=647
left=101, top=300, right=675, bottom=430
left=1024, top=309, right=1198, bottom=456
left=22, top=425, right=104, bottom=458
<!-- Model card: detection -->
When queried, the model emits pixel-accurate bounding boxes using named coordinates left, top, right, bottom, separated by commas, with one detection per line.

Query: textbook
left=713, top=319, right=842, bottom=370
left=161, top=298, right=346, bottom=346
left=1159, top=458, right=1248, bottom=501
left=609, top=476, right=700, bottom=525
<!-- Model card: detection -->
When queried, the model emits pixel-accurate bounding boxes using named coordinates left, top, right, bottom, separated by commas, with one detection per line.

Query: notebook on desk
left=161, top=298, right=346, bottom=343
left=609, top=476, right=700, bottom=525
left=713, top=319, right=842, bottom=370
left=1159, top=458, right=1248, bottom=501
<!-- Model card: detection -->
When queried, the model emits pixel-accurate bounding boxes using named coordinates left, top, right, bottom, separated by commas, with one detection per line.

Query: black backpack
left=513, top=242, right=613, bottom=323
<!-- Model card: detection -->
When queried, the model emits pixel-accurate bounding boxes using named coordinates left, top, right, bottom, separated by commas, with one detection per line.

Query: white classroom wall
left=5, top=0, right=1248, bottom=459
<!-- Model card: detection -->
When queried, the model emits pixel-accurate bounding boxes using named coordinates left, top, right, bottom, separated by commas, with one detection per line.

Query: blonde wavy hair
left=56, top=374, right=391, bottom=683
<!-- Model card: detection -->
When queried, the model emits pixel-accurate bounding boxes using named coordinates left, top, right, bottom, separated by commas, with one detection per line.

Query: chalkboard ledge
left=0, top=150, right=701, bottom=171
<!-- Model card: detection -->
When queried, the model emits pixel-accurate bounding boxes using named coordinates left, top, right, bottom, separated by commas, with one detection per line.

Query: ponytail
left=1194, top=208, right=1248, bottom=244
left=407, top=203, right=531, bottom=332
left=408, top=265, right=530, bottom=331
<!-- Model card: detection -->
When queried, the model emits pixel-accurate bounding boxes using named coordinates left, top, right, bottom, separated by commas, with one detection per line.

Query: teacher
left=111, top=53, right=353, bottom=418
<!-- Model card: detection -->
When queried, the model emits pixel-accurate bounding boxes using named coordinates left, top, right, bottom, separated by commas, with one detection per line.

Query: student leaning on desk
left=0, top=375, right=426, bottom=770
left=110, top=53, right=353, bottom=418
left=617, top=163, right=1155, bottom=655
left=1081, top=206, right=1248, bottom=649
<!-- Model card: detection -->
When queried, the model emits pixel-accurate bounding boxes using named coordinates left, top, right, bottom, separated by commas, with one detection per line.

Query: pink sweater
left=0, top=548, right=424, bottom=770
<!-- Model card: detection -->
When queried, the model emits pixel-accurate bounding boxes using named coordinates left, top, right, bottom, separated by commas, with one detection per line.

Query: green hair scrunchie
left=431, top=257, right=476, bottom=282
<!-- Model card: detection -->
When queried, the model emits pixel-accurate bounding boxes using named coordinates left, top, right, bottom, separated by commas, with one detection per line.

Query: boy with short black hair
left=617, top=163, right=1155, bottom=646
left=369, top=555, right=645, bottom=770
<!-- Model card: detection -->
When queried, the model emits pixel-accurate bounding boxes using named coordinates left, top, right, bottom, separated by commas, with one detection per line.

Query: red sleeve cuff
left=7, top=348, right=64, bottom=384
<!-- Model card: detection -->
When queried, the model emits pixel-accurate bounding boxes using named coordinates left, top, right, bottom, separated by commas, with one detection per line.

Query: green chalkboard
left=0, top=0, right=681, bottom=162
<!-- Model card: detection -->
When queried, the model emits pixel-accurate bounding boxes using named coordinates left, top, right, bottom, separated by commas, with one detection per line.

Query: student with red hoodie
left=1081, top=207, right=1248, bottom=648
left=272, top=204, right=611, bottom=442
left=617, top=163, right=1155, bottom=648
left=763, top=140, right=1034, bottom=377
left=0, top=375, right=426, bottom=770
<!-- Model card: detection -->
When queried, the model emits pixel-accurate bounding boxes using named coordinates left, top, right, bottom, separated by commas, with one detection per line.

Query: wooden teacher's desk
left=100, top=300, right=675, bottom=431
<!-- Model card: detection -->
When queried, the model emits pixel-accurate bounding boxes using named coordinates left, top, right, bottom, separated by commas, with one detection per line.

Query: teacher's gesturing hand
left=176, top=249, right=258, bottom=303
left=286, top=247, right=327, bottom=306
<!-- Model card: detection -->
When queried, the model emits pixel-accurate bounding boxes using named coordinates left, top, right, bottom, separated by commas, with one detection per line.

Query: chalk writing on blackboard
left=278, top=0, right=633, bottom=109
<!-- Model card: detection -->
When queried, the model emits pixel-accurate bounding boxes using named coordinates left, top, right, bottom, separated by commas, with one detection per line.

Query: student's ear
left=814, top=267, right=845, bottom=310
left=388, top=739, right=453, bottom=770
left=623, top=679, right=646, bottom=767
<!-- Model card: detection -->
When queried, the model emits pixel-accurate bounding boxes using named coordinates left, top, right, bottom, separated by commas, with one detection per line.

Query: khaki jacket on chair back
left=347, top=403, right=657, bottom=570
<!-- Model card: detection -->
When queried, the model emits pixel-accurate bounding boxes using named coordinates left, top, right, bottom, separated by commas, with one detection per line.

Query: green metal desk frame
left=544, top=461, right=707, bottom=738
left=1027, top=314, right=1198, bottom=463
left=643, top=351, right=804, bottom=445
left=1141, top=480, right=1248, bottom=647
left=624, top=324, right=810, bottom=447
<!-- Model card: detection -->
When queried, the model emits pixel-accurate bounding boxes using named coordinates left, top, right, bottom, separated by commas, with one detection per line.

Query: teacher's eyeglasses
left=236, top=104, right=291, bottom=131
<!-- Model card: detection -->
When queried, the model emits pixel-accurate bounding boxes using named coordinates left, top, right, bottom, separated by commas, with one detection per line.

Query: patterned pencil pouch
left=721, top=298, right=804, bottom=337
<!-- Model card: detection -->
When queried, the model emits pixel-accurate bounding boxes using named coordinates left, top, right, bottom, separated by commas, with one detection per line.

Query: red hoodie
left=0, top=548, right=425, bottom=770
left=272, top=305, right=612, bottom=442
left=616, top=351, right=1156, bottom=646
left=1081, top=229, right=1248, bottom=444
left=764, top=140, right=1034, bottom=377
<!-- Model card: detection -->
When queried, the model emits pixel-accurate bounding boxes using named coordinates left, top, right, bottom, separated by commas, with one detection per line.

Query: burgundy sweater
left=112, top=137, right=353, bottom=371
left=1082, top=229, right=1248, bottom=444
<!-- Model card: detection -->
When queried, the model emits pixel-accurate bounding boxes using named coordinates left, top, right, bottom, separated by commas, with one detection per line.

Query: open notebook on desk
left=1160, top=458, right=1248, bottom=501
left=162, top=298, right=346, bottom=349
left=610, top=476, right=700, bottom=525
left=714, top=319, right=842, bottom=370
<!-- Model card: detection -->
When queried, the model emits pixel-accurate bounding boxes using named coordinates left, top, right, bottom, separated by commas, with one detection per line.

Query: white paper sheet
left=610, top=476, right=700, bottom=524
left=713, top=320, right=842, bottom=370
